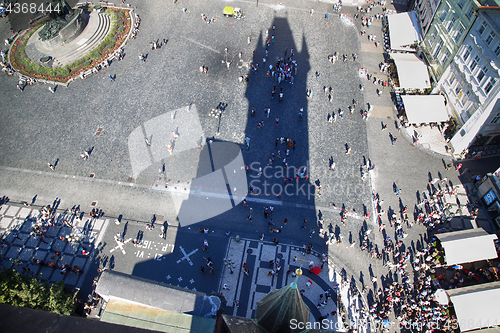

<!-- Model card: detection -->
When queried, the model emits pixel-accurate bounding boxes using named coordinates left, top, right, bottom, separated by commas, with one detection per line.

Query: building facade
left=434, top=6, right=500, bottom=153
left=421, top=0, right=489, bottom=84
left=413, top=0, right=442, bottom=35
left=477, top=166, right=500, bottom=228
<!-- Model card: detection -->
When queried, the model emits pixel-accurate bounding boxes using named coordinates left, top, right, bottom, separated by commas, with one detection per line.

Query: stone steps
left=52, top=12, right=111, bottom=67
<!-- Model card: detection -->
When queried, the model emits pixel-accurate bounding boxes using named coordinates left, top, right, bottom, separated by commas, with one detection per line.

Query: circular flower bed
left=10, top=6, right=132, bottom=83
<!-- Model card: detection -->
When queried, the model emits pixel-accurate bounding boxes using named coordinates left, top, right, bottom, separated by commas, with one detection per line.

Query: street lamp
left=209, top=107, right=223, bottom=134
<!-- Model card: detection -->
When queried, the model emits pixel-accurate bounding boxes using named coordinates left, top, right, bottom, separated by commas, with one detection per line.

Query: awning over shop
left=387, top=11, right=422, bottom=52
left=391, top=53, right=431, bottom=90
left=435, top=228, right=499, bottom=265
left=446, top=281, right=500, bottom=332
left=401, top=95, right=448, bottom=124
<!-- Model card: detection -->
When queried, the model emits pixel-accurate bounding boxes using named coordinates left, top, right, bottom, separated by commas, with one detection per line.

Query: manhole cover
left=91, top=201, right=98, bottom=207
left=421, top=143, right=430, bottom=149
left=277, top=253, right=283, bottom=259
left=127, top=177, right=133, bottom=182
left=95, top=127, right=103, bottom=136
left=156, top=215, right=164, bottom=221
left=247, top=249, right=253, bottom=254
left=89, top=173, right=95, bottom=178
left=386, top=116, right=392, bottom=119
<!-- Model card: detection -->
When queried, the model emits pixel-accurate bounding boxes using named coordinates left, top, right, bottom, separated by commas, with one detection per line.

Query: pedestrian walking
left=223, top=284, right=230, bottom=290
left=48, top=163, right=55, bottom=170
left=202, top=239, right=209, bottom=251
left=302, top=219, right=307, bottom=229
left=275, top=117, right=279, bottom=126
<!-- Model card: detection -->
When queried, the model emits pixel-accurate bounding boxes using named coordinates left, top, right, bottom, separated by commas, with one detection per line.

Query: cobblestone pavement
left=0, top=0, right=498, bottom=330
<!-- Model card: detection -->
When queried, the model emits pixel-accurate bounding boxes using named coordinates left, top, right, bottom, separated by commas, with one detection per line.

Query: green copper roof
left=255, top=282, right=310, bottom=333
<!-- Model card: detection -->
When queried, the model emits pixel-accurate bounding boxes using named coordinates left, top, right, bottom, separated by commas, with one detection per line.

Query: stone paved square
left=19, top=219, right=34, bottom=233
left=4, top=206, right=20, bottom=217
left=59, top=254, right=74, bottom=267
left=64, top=273, right=80, bottom=286
left=6, top=246, right=22, bottom=259
left=17, top=208, right=33, bottom=219
left=0, top=205, right=9, bottom=216
left=18, top=248, right=34, bottom=261
left=64, top=242, right=79, bottom=255
left=0, top=217, right=12, bottom=229
left=33, top=250, right=48, bottom=261
left=37, top=238, right=54, bottom=250
left=13, top=236, right=26, bottom=246
left=0, top=261, right=12, bottom=269
left=46, top=226, right=61, bottom=238
left=0, top=244, right=10, bottom=257
left=38, top=266, right=54, bottom=281
left=25, top=235, right=40, bottom=248
left=51, top=239, right=67, bottom=252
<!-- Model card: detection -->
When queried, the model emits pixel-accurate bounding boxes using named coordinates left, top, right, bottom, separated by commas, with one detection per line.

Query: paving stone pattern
left=0, top=203, right=107, bottom=289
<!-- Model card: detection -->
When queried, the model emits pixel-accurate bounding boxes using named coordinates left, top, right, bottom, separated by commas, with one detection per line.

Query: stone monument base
left=37, top=10, right=88, bottom=51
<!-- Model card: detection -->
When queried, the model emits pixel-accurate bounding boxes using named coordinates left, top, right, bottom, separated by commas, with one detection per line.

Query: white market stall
left=446, top=281, right=500, bottom=332
left=390, top=53, right=431, bottom=91
left=435, top=228, right=499, bottom=266
left=387, top=11, right=422, bottom=52
left=400, top=95, right=448, bottom=125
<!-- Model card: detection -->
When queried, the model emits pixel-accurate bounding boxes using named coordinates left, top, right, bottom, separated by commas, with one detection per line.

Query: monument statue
left=38, top=0, right=79, bottom=41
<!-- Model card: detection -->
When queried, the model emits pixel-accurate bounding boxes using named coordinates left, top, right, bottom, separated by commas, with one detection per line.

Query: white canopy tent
left=401, top=95, right=448, bottom=124
left=387, top=11, right=422, bottom=52
left=435, top=228, right=499, bottom=265
left=391, top=53, right=431, bottom=90
left=446, top=282, right=500, bottom=332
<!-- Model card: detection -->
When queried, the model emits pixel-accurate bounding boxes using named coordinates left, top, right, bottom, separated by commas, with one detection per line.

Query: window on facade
left=461, top=90, right=470, bottom=104
left=455, top=85, right=462, bottom=95
left=441, top=51, right=450, bottom=66
left=447, top=16, right=456, bottom=32
left=458, top=0, right=466, bottom=8
left=429, top=31, right=437, bottom=46
left=491, top=112, right=500, bottom=124
left=448, top=74, right=455, bottom=85
left=433, top=41, right=443, bottom=59
left=486, top=32, right=495, bottom=45
left=466, top=7, right=474, bottom=20
left=495, top=44, right=500, bottom=57
left=440, top=6, right=449, bottom=21
left=469, top=55, right=480, bottom=72
left=463, top=45, right=472, bottom=61
left=477, top=66, right=488, bottom=82
left=455, top=25, right=465, bottom=43
left=484, top=78, right=497, bottom=94
left=478, top=22, right=486, bottom=35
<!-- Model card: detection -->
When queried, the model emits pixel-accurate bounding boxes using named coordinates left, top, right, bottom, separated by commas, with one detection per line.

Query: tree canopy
left=0, top=268, right=76, bottom=315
